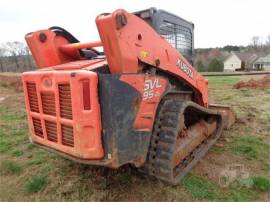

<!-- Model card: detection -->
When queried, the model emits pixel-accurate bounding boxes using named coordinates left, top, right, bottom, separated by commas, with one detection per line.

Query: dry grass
left=0, top=73, right=269, bottom=202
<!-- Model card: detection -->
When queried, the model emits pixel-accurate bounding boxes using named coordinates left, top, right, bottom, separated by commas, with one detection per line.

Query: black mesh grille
left=160, top=21, right=192, bottom=59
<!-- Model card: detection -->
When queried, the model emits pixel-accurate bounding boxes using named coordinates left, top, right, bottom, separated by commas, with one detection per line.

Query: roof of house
left=255, top=54, right=270, bottom=63
left=234, top=52, right=259, bottom=63
left=224, top=52, right=267, bottom=64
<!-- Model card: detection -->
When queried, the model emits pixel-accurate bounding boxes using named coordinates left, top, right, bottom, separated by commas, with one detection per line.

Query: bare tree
left=267, top=35, right=270, bottom=47
left=251, top=36, right=260, bottom=48
left=0, top=46, right=7, bottom=72
left=24, top=46, right=33, bottom=70
left=2, top=41, right=28, bottom=71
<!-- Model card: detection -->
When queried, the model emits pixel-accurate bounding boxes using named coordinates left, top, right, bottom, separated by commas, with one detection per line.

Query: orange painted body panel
left=25, top=30, right=81, bottom=68
left=120, top=75, right=168, bottom=131
left=22, top=70, right=104, bottom=159
left=41, top=59, right=107, bottom=71
left=96, top=10, right=208, bottom=106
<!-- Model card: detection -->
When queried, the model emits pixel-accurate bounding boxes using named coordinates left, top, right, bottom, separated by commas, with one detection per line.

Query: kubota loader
left=22, top=8, right=235, bottom=185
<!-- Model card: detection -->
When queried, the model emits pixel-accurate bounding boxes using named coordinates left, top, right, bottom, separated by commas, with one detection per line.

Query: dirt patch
left=0, top=75, right=22, bottom=92
left=255, top=192, right=270, bottom=202
left=233, top=75, right=270, bottom=89
left=195, top=150, right=245, bottom=182
left=0, top=97, right=6, bottom=103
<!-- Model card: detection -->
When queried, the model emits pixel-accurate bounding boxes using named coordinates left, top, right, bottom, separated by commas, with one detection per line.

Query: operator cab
left=135, top=8, right=194, bottom=64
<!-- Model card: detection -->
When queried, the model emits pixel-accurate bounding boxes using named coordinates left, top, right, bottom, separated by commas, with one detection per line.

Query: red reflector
left=82, top=80, right=91, bottom=110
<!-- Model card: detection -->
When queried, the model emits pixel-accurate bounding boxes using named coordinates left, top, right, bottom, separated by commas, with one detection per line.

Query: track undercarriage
left=143, top=93, right=225, bottom=185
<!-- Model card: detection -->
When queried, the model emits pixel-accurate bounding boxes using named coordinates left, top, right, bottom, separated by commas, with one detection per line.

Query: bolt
left=39, top=32, right=47, bottom=43
left=70, top=72, right=76, bottom=77
left=155, top=59, right=160, bottom=66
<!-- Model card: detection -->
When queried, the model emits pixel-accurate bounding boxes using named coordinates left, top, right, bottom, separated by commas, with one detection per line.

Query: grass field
left=0, top=74, right=270, bottom=202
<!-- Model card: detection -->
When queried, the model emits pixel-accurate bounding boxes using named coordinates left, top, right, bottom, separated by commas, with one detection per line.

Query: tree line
left=250, top=35, right=270, bottom=49
left=196, top=59, right=224, bottom=72
left=0, top=41, right=35, bottom=72
left=194, top=35, right=270, bottom=72
left=196, top=35, right=270, bottom=53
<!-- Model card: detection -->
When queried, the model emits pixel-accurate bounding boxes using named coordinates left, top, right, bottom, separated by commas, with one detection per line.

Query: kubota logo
left=176, top=58, right=194, bottom=79
left=143, top=79, right=162, bottom=100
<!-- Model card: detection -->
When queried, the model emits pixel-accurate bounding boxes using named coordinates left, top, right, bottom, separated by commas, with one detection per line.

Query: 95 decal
left=143, top=78, right=162, bottom=100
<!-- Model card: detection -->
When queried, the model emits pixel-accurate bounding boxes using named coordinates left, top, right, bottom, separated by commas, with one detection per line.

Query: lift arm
left=96, top=9, right=209, bottom=106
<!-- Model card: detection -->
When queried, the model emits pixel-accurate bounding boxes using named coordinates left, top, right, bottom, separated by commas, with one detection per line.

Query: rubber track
left=143, top=96, right=223, bottom=185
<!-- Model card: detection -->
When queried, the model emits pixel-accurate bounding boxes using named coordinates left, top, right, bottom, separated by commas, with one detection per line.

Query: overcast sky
left=0, top=0, right=269, bottom=48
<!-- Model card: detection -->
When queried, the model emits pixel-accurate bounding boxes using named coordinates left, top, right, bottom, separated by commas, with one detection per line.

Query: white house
left=223, top=52, right=258, bottom=72
left=223, top=54, right=242, bottom=72
left=253, top=54, right=270, bottom=71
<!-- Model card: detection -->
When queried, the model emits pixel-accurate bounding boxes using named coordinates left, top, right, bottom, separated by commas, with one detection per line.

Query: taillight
left=82, top=80, right=91, bottom=110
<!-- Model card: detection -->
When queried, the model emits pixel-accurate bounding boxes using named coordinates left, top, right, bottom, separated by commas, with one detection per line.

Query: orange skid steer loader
left=22, top=8, right=235, bottom=185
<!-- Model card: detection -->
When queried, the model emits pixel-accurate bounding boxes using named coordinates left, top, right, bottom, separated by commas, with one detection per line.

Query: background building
left=253, top=54, right=270, bottom=70
left=223, top=52, right=258, bottom=72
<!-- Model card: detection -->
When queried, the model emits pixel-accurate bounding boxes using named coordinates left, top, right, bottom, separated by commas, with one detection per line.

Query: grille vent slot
left=45, top=120, right=58, bottom=142
left=26, top=83, right=39, bottom=113
left=32, top=118, right=43, bottom=138
left=41, top=92, right=56, bottom=116
left=59, top=84, right=73, bottom=119
left=61, top=125, right=74, bottom=147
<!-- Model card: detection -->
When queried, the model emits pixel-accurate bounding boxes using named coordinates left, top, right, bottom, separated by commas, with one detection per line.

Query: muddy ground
left=233, top=75, right=270, bottom=89
left=0, top=74, right=22, bottom=92
left=0, top=73, right=269, bottom=202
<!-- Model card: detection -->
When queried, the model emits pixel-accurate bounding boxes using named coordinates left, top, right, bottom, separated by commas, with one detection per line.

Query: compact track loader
left=22, top=8, right=235, bottom=184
